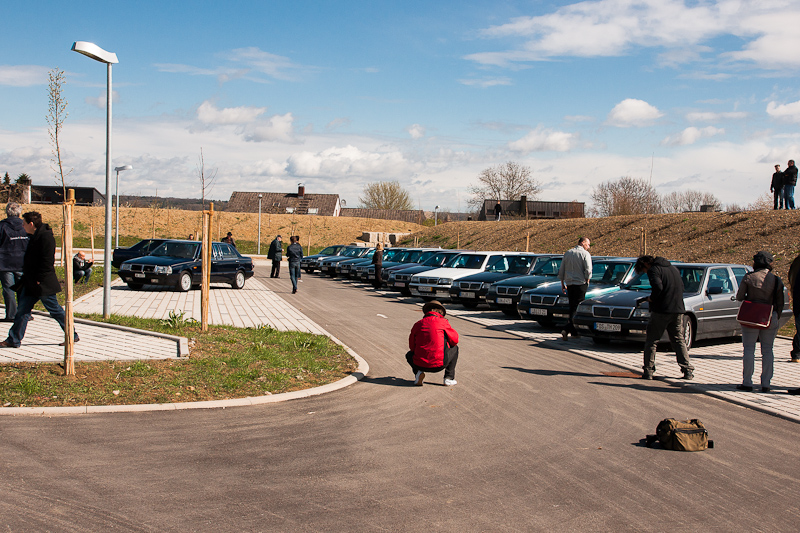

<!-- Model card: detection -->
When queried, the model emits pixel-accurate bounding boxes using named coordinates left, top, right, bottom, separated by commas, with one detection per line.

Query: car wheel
left=231, top=270, right=246, bottom=289
left=126, top=282, right=143, bottom=290
left=177, top=271, right=192, bottom=292
left=501, top=308, right=519, bottom=318
left=682, top=315, right=695, bottom=350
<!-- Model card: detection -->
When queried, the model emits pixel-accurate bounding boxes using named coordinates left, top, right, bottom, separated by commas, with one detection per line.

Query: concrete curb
left=0, top=331, right=368, bottom=416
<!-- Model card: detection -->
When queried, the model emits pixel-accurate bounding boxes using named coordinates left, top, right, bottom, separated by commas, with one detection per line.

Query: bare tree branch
left=47, top=68, right=72, bottom=199
left=196, top=147, right=217, bottom=210
left=359, top=181, right=414, bottom=210
left=468, top=161, right=541, bottom=210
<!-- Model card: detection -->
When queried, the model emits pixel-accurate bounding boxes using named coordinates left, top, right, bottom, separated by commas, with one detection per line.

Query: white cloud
left=227, top=47, right=312, bottom=82
left=0, top=65, right=51, bottom=87
left=85, top=90, right=120, bottom=110
left=766, top=99, right=800, bottom=122
left=407, top=124, right=426, bottom=140
left=285, top=145, right=409, bottom=178
left=243, top=113, right=296, bottom=143
left=509, top=126, right=576, bottom=152
left=458, top=77, right=512, bottom=88
left=196, top=100, right=266, bottom=125
left=661, top=126, right=724, bottom=146
left=326, top=117, right=351, bottom=131
left=606, top=99, right=663, bottom=127
left=686, top=111, right=747, bottom=122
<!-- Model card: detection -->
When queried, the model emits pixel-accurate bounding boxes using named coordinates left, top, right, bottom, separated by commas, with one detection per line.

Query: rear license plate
left=460, top=291, right=475, bottom=299
left=394, top=282, right=405, bottom=287
left=367, top=275, right=374, bottom=279
left=528, top=307, right=547, bottom=316
left=419, top=286, right=433, bottom=292
left=496, top=297, right=512, bottom=305
left=596, top=322, right=621, bottom=332
left=135, top=273, right=145, bottom=278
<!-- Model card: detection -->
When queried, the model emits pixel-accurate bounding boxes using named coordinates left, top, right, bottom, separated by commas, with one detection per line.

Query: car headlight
left=154, top=265, right=172, bottom=274
left=482, top=282, right=493, bottom=290
left=576, top=303, right=592, bottom=314
left=438, top=278, right=452, bottom=285
left=557, top=296, right=570, bottom=305
left=411, top=276, right=420, bottom=283
left=120, top=263, right=131, bottom=271
left=633, top=308, right=650, bottom=318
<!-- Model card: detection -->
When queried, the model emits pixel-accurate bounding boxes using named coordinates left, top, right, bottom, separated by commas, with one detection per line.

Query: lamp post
left=434, top=205, right=440, bottom=226
left=257, top=194, right=263, bottom=255
left=72, top=41, right=119, bottom=319
left=114, top=165, right=132, bottom=248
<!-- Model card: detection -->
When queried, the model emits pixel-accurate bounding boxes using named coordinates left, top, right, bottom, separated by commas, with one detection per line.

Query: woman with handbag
left=735, top=251, right=785, bottom=392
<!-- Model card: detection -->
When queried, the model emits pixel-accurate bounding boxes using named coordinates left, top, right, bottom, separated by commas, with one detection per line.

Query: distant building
left=227, top=184, right=341, bottom=216
left=479, top=198, right=585, bottom=220
left=30, top=185, right=104, bottom=206
left=340, top=208, right=426, bottom=224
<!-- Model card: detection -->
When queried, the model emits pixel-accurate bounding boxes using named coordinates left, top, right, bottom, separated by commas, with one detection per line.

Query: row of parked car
left=302, top=244, right=792, bottom=349
left=112, top=239, right=255, bottom=291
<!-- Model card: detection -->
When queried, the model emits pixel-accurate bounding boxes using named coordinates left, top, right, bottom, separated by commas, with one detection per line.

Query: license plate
left=460, top=291, right=475, bottom=299
left=528, top=307, right=547, bottom=316
left=497, top=297, right=512, bottom=305
left=394, top=282, right=405, bottom=287
left=419, top=286, right=433, bottom=292
left=596, top=322, right=621, bottom=332
left=135, top=273, right=145, bottom=278
left=367, top=275, right=374, bottom=279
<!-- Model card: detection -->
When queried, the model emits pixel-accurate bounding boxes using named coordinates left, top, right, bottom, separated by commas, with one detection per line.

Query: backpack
left=646, top=418, right=713, bottom=451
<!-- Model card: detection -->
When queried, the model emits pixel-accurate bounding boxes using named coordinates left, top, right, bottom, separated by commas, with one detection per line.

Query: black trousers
left=792, top=313, right=800, bottom=359
left=373, top=265, right=382, bottom=289
left=271, top=260, right=281, bottom=278
left=565, top=283, right=588, bottom=335
left=774, top=188, right=785, bottom=209
left=406, top=345, right=458, bottom=380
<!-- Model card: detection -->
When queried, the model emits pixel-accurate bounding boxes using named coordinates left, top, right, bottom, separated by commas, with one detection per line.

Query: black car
left=385, top=250, right=465, bottom=295
left=448, top=253, right=545, bottom=308
left=112, top=239, right=168, bottom=268
left=485, top=256, right=565, bottom=316
left=118, top=240, right=254, bottom=291
left=301, top=245, right=347, bottom=273
left=319, top=246, right=374, bottom=276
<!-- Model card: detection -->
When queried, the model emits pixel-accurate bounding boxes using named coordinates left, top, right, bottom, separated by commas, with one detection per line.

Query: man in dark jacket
left=634, top=255, right=693, bottom=380
left=407, top=300, right=459, bottom=386
left=73, top=251, right=93, bottom=284
left=0, top=212, right=78, bottom=348
left=267, top=235, right=282, bottom=278
left=784, top=159, right=797, bottom=210
left=286, top=235, right=303, bottom=294
left=0, top=202, right=29, bottom=321
left=771, top=164, right=784, bottom=210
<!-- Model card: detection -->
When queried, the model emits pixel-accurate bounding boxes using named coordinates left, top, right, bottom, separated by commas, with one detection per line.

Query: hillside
left=401, top=211, right=800, bottom=283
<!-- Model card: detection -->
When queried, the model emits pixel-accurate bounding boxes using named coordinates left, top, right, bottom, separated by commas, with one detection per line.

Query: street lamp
left=257, top=194, right=263, bottom=255
left=434, top=205, right=440, bottom=226
left=114, top=165, right=132, bottom=248
left=72, top=40, right=119, bottom=319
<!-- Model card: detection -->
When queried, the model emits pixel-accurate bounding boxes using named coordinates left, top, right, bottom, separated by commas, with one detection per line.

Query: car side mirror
left=707, top=286, right=723, bottom=295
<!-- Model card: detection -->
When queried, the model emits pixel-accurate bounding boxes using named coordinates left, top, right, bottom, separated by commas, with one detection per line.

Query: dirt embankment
left=402, top=211, right=800, bottom=283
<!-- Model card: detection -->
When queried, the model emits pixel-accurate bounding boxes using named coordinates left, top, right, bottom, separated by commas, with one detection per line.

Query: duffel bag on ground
left=646, top=418, right=714, bottom=451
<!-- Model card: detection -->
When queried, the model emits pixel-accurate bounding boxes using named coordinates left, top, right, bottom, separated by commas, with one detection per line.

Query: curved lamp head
left=72, top=41, right=118, bottom=64
left=114, top=165, right=133, bottom=172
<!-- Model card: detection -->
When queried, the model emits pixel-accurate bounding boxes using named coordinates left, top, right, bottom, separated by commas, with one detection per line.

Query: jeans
left=406, top=345, right=459, bottom=380
left=741, top=312, right=779, bottom=387
left=0, top=271, right=22, bottom=320
left=74, top=267, right=92, bottom=284
left=289, top=263, right=300, bottom=292
left=774, top=188, right=784, bottom=209
left=785, top=184, right=796, bottom=210
left=5, top=286, right=76, bottom=347
left=564, top=283, right=588, bottom=335
left=643, top=312, right=693, bottom=375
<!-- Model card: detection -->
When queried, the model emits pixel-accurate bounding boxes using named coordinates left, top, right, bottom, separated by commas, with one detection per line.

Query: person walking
left=789, top=253, right=800, bottom=364
left=268, top=235, right=282, bottom=278
left=494, top=202, right=502, bottom=221
left=0, top=211, right=78, bottom=348
left=634, top=255, right=694, bottom=380
left=286, top=235, right=303, bottom=294
left=0, top=202, right=29, bottom=322
left=785, top=159, right=797, bottom=210
left=735, top=251, right=784, bottom=393
left=222, top=231, right=237, bottom=248
left=558, top=237, right=592, bottom=341
left=371, top=242, right=384, bottom=289
left=407, top=300, right=459, bottom=386
left=771, top=164, right=784, bottom=210
left=72, top=251, right=93, bottom=284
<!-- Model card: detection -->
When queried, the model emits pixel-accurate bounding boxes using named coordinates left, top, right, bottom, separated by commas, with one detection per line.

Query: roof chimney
left=298, top=183, right=305, bottom=198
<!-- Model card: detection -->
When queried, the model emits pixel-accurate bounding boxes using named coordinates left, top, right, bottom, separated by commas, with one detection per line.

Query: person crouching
left=407, top=300, right=459, bottom=386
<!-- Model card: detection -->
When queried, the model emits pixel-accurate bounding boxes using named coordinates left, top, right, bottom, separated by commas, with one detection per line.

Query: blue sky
left=2, top=0, right=800, bottom=211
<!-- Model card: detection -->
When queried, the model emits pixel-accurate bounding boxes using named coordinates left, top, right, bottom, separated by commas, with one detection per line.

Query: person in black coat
left=267, top=235, right=282, bottom=278
left=771, top=164, right=784, bottom=210
left=634, top=255, right=693, bottom=380
left=0, top=202, right=29, bottom=321
left=371, top=242, right=384, bottom=289
left=784, top=159, right=798, bottom=210
left=0, top=211, right=78, bottom=348
left=286, top=236, right=303, bottom=294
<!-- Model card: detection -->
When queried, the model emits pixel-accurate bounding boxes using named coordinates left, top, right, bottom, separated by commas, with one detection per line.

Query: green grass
left=0, top=316, right=356, bottom=408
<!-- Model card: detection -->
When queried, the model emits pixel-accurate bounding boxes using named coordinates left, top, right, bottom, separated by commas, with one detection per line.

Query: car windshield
left=591, top=262, right=632, bottom=284
left=319, top=246, right=339, bottom=255
left=404, top=250, right=427, bottom=263
left=151, top=242, right=199, bottom=260
left=342, top=247, right=364, bottom=257
left=531, top=257, right=562, bottom=276
left=423, top=252, right=456, bottom=267
left=451, top=254, right=487, bottom=269
left=485, top=255, right=537, bottom=274
left=622, top=266, right=706, bottom=293
left=384, top=249, right=405, bottom=261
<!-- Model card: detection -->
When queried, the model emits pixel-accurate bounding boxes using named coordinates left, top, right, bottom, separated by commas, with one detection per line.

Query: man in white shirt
left=558, top=237, right=592, bottom=341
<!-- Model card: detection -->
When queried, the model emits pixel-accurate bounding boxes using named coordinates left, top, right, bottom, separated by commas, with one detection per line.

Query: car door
left=697, top=267, right=738, bottom=336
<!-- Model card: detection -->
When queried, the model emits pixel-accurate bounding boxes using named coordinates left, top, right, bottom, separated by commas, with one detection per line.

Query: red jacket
left=409, top=311, right=459, bottom=368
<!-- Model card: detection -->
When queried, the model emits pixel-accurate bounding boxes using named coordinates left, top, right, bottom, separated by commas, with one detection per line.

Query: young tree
left=359, top=180, right=414, bottom=210
left=589, top=176, right=660, bottom=217
left=467, top=161, right=541, bottom=211
left=3, top=172, right=10, bottom=185
left=196, top=147, right=217, bottom=210
left=46, top=68, right=72, bottom=199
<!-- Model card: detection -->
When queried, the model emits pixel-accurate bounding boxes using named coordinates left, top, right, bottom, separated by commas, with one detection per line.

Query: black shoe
left=736, top=384, right=753, bottom=392
left=640, top=373, right=653, bottom=380
left=292, top=289, right=297, bottom=294
left=762, top=387, right=771, bottom=393
left=788, top=388, right=800, bottom=395
left=682, top=372, right=694, bottom=380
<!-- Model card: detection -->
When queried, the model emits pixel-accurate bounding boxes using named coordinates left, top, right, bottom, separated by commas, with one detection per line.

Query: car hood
left=456, top=272, right=527, bottom=283
left=124, top=255, right=195, bottom=267
left=416, top=267, right=483, bottom=279
left=493, top=274, right=558, bottom=289
left=582, top=288, right=650, bottom=307
left=524, top=281, right=618, bottom=296
left=392, top=265, right=437, bottom=276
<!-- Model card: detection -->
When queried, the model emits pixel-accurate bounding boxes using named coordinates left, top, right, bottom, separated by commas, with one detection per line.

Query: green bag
left=646, top=418, right=713, bottom=452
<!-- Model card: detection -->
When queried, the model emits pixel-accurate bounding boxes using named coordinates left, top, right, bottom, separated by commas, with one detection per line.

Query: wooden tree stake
left=63, top=189, right=76, bottom=375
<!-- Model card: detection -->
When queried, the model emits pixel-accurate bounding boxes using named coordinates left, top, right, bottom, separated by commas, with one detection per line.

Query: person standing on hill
left=494, top=202, right=502, bottom=221
left=784, top=159, right=797, bottom=210
left=771, top=164, right=784, bottom=210
left=0, top=202, right=29, bottom=321
left=558, top=237, right=591, bottom=341
left=634, top=255, right=693, bottom=381
left=286, top=235, right=303, bottom=294
left=267, top=234, right=282, bottom=278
